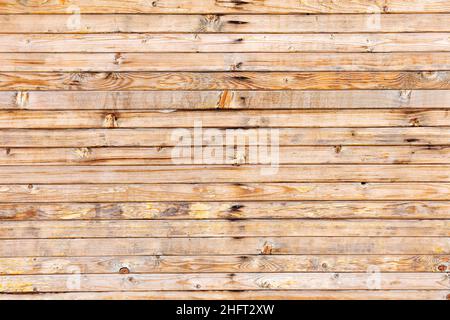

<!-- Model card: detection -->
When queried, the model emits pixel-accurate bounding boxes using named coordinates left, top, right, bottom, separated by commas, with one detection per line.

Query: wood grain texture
left=0, top=165, right=448, bottom=183
left=2, top=72, right=450, bottom=91
left=4, top=52, right=450, bottom=72
left=1, top=110, right=449, bottom=128
left=2, top=1, right=449, bottom=300
left=1, top=128, right=448, bottom=147
left=1, top=255, right=448, bottom=275
left=1, top=0, right=450, bottom=14
left=2, top=14, right=450, bottom=33
left=0, top=219, right=448, bottom=238
left=3, top=90, right=450, bottom=110
left=2, top=290, right=449, bottom=300
left=1, top=33, right=449, bottom=53
left=0, top=183, right=448, bottom=202
left=1, top=273, right=449, bottom=293
left=1, top=146, right=449, bottom=165
left=1, top=237, right=449, bottom=257
left=1, top=201, right=449, bottom=220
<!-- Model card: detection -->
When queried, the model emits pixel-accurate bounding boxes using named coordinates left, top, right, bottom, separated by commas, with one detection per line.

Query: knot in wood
left=437, top=264, right=448, bottom=272
left=261, top=242, right=273, bottom=255
left=104, top=113, right=118, bottom=128
left=119, top=267, right=130, bottom=274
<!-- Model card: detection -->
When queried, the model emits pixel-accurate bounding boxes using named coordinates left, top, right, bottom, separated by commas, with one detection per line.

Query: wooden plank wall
left=0, top=0, right=449, bottom=300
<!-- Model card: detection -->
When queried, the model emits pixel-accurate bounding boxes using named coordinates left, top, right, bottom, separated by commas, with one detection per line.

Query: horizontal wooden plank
left=1, top=146, right=450, bottom=165
left=1, top=273, right=449, bottom=292
left=1, top=33, right=449, bottom=53
left=2, top=72, right=450, bottom=91
left=2, top=290, right=449, bottom=300
left=0, top=128, right=448, bottom=147
left=0, top=183, right=448, bottom=202
left=1, top=255, right=448, bottom=275
left=2, top=14, right=450, bottom=33
left=0, top=165, right=448, bottom=184
left=1, top=201, right=449, bottom=220
left=1, top=220, right=448, bottom=238
left=3, top=90, right=450, bottom=110
left=1, top=110, right=449, bottom=128
left=1, top=0, right=449, bottom=14
left=2, top=237, right=448, bottom=257
left=4, top=52, right=450, bottom=72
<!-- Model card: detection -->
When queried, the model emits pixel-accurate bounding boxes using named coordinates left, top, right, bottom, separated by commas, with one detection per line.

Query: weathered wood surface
left=1, top=273, right=449, bottom=292
left=1, top=219, right=449, bottom=238
left=1, top=0, right=449, bottom=300
left=1, top=128, right=448, bottom=147
left=0, top=165, right=448, bottom=183
left=1, top=110, right=449, bottom=128
left=4, top=53, right=450, bottom=72
left=2, top=33, right=450, bottom=53
left=2, top=255, right=449, bottom=275
left=1, top=146, right=449, bottom=165
left=1, top=0, right=450, bottom=14
left=2, top=72, right=450, bottom=91
left=1, top=237, right=449, bottom=257
left=3, top=14, right=450, bottom=33
left=1, top=202, right=450, bottom=220
left=3, top=90, right=450, bottom=110
left=0, top=183, right=448, bottom=202
left=3, top=290, right=449, bottom=300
